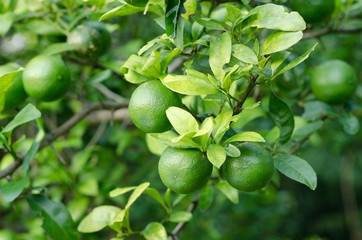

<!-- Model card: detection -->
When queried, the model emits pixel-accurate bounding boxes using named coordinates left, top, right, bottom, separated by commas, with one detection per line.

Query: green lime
left=128, top=80, right=183, bottom=133
left=158, top=147, right=212, bottom=194
left=311, top=60, right=358, bottom=104
left=0, top=63, right=27, bottom=111
left=223, top=143, right=274, bottom=192
left=290, top=0, right=335, bottom=24
left=67, top=21, right=111, bottom=59
left=22, top=55, right=70, bottom=102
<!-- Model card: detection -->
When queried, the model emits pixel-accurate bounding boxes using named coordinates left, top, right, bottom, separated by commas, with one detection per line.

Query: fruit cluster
left=129, top=80, right=275, bottom=194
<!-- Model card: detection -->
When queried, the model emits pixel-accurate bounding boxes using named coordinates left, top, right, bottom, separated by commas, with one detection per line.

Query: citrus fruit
left=223, top=143, right=274, bottom=192
left=158, top=147, right=212, bottom=194
left=128, top=80, right=183, bottom=133
left=0, top=63, right=27, bottom=111
left=290, top=0, right=335, bottom=24
left=67, top=21, right=111, bottom=59
left=22, top=55, right=70, bottom=102
left=311, top=60, right=358, bottom=104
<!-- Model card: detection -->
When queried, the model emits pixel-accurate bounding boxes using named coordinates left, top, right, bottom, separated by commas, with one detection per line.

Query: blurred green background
left=0, top=0, right=361, bottom=239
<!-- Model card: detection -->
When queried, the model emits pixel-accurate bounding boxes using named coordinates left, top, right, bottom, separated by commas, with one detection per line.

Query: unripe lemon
left=223, top=143, right=274, bottom=192
left=128, top=80, right=183, bottom=133
left=158, top=147, right=212, bottom=194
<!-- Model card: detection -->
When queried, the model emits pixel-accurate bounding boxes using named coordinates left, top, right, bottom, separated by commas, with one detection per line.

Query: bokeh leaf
left=339, top=112, right=359, bottom=135
left=199, top=184, right=214, bottom=210
left=26, top=194, right=77, bottom=239
left=216, top=180, right=239, bottom=204
left=269, top=90, right=294, bottom=144
left=168, top=211, right=192, bottom=223
left=0, top=177, right=29, bottom=202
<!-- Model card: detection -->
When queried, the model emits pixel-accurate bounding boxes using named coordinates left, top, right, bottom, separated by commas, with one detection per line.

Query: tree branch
left=42, top=101, right=128, bottom=147
left=303, top=28, right=361, bottom=39
left=233, top=74, right=258, bottom=114
left=169, top=195, right=200, bottom=240
left=0, top=101, right=129, bottom=179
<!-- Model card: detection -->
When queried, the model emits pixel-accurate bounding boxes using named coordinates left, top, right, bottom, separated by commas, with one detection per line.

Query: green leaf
left=43, top=43, right=75, bottom=55
left=222, top=65, right=239, bottom=91
left=209, top=32, right=231, bottom=81
left=161, top=48, right=181, bottom=72
left=213, top=111, right=239, bottom=144
left=207, top=144, right=226, bottom=168
left=146, top=134, right=168, bottom=156
left=269, top=90, right=294, bottom=144
left=261, top=31, right=303, bottom=56
left=216, top=180, right=239, bottom=204
left=339, top=112, right=359, bottom=135
left=273, top=43, right=318, bottom=79
left=0, top=13, right=14, bottom=36
left=165, top=0, right=185, bottom=38
left=232, top=44, right=258, bottom=64
left=293, top=121, right=323, bottom=141
left=274, top=155, right=317, bottom=190
left=232, top=98, right=266, bottom=129
left=0, top=177, right=29, bottom=202
left=149, top=131, right=199, bottom=149
left=193, top=117, right=214, bottom=149
left=78, top=205, right=122, bottom=233
left=270, top=51, right=291, bottom=74
left=164, top=188, right=172, bottom=210
left=99, top=3, right=143, bottom=21
left=162, top=74, right=219, bottom=95
left=302, top=101, right=338, bottom=121
left=182, top=0, right=197, bottom=19
left=144, top=188, right=169, bottom=213
left=241, top=4, right=306, bottom=31
left=26, top=194, right=77, bottom=240
left=199, top=184, right=214, bottom=210
left=2, top=104, right=41, bottom=133
left=125, top=182, right=150, bottom=209
left=110, top=186, right=137, bottom=198
left=192, top=16, right=226, bottom=31
left=175, top=15, right=184, bottom=50
left=171, top=132, right=196, bottom=143
left=120, top=55, right=149, bottom=84
left=168, top=211, right=192, bottom=223
left=223, top=131, right=265, bottom=144
left=224, top=144, right=241, bottom=157
left=0, top=69, right=22, bottom=96
left=109, top=210, right=126, bottom=231
left=166, top=107, right=199, bottom=135
left=142, top=51, right=161, bottom=78
left=22, top=141, right=40, bottom=173
left=143, top=222, right=167, bottom=240
left=86, top=69, right=112, bottom=84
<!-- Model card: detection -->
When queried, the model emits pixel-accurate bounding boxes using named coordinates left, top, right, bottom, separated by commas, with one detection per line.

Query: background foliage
left=0, top=0, right=361, bottom=239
